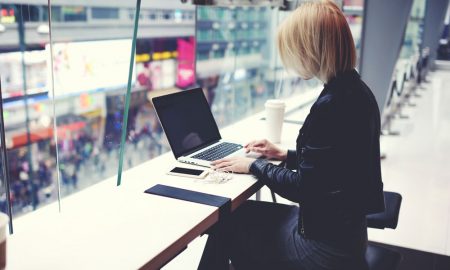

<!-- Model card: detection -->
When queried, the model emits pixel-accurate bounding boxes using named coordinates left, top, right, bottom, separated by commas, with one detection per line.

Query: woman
left=199, top=1, right=385, bottom=269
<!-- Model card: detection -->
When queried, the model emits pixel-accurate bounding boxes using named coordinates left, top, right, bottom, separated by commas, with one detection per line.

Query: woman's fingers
left=245, top=140, right=267, bottom=153
left=211, top=158, right=229, bottom=166
left=213, top=161, right=234, bottom=170
left=211, top=158, right=227, bottom=164
left=212, top=157, right=234, bottom=167
left=245, top=139, right=267, bottom=148
left=251, top=140, right=266, bottom=148
left=244, top=140, right=256, bottom=148
left=211, top=157, right=254, bottom=174
left=244, top=142, right=256, bottom=150
left=247, top=146, right=266, bottom=154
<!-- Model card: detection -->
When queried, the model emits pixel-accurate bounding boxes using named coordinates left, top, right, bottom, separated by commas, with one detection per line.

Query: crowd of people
left=0, top=113, right=169, bottom=216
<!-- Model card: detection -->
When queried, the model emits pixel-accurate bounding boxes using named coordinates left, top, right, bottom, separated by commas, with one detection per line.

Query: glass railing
left=196, top=5, right=320, bottom=128
left=0, top=0, right=348, bottom=230
left=0, top=4, right=55, bottom=225
left=394, top=0, right=427, bottom=95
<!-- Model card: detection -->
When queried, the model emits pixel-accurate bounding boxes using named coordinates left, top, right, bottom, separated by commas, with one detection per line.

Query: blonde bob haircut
left=277, top=0, right=357, bottom=82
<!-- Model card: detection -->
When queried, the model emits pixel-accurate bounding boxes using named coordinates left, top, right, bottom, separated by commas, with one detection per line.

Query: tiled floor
left=369, top=69, right=450, bottom=256
left=163, top=69, right=450, bottom=269
left=370, top=242, right=450, bottom=270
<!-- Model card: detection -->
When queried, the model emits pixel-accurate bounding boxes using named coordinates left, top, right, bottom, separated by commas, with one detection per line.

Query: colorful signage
left=1, top=8, right=15, bottom=24
left=135, top=37, right=195, bottom=90
left=176, top=37, right=195, bottom=88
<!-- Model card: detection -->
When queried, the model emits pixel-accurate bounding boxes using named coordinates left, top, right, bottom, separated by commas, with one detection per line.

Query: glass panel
left=196, top=6, right=241, bottom=127
left=386, top=0, right=426, bottom=109
left=0, top=3, right=52, bottom=223
left=0, top=0, right=367, bottom=221
left=195, top=4, right=324, bottom=128
left=400, top=0, right=427, bottom=60
left=396, top=0, right=427, bottom=91
left=42, top=7, right=62, bottom=22
left=119, top=1, right=196, bottom=171
left=45, top=2, right=137, bottom=206
left=271, top=5, right=322, bottom=124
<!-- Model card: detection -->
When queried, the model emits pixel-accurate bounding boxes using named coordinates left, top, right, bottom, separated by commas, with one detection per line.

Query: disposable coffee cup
left=0, top=213, right=8, bottom=270
left=265, top=99, right=286, bottom=143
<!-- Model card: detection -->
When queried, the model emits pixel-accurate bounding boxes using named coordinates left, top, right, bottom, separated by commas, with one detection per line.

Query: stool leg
left=271, top=191, right=277, bottom=203
left=255, top=190, right=261, bottom=201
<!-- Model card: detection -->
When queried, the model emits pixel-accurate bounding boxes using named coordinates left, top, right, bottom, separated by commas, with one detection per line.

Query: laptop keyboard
left=192, top=142, right=243, bottom=161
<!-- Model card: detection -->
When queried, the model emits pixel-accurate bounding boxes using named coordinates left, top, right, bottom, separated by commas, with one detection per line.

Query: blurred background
left=0, top=0, right=446, bottom=226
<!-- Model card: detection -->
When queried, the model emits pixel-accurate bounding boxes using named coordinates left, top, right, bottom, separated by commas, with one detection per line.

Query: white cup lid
left=265, top=99, right=286, bottom=108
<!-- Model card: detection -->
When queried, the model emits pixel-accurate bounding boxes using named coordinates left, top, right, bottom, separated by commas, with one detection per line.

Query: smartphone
left=167, top=167, right=209, bottom=179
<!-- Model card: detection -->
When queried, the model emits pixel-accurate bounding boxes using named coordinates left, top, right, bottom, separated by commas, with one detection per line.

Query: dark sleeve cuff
left=249, top=159, right=270, bottom=179
left=285, top=150, right=297, bottom=170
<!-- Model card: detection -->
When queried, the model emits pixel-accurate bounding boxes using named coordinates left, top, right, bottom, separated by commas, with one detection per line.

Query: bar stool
left=268, top=188, right=403, bottom=269
left=365, top=191, right=403, bottom=270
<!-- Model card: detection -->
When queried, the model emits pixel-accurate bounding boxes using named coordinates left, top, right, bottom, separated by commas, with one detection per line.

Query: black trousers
left=198, top=200, right=368, bottom=270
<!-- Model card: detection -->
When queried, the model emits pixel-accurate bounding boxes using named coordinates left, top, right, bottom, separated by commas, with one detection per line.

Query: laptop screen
left=152, top=88, right=222, bottom=159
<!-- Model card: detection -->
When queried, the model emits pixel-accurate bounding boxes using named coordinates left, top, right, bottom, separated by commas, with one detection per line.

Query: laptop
left=152, top=88, right=246, bottom=167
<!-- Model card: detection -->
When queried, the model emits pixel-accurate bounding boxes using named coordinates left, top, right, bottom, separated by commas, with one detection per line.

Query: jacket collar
left=319, top=69, right=360, bottom=97
left=324, top=69, right=360, bottom=90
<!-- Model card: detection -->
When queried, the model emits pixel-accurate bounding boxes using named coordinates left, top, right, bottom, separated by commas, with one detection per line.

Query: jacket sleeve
left=249, top=99, right=337, bottom=203
left=250, top=159, right=302, bottom=202
left=285, top=150, right=297, bottom=170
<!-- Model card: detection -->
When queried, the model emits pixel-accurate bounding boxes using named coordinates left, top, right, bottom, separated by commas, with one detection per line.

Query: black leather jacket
left=250, top=69, right=385, bottom=243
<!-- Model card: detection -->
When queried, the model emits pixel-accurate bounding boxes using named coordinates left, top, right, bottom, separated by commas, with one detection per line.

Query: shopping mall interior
left=0, top=0, right=449, bottom=269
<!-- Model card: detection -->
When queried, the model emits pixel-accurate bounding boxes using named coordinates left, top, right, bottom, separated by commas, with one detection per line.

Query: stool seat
left=367, top=192, right=402, bottom=229
left=366, top=244, right=401, bottom=270
left=365, top=191, right=403, bottom=270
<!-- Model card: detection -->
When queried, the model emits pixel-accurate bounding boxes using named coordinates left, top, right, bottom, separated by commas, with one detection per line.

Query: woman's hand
left=211, top=157, right=256, bottom=174
left=244, top=139, right=287, bottom=161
